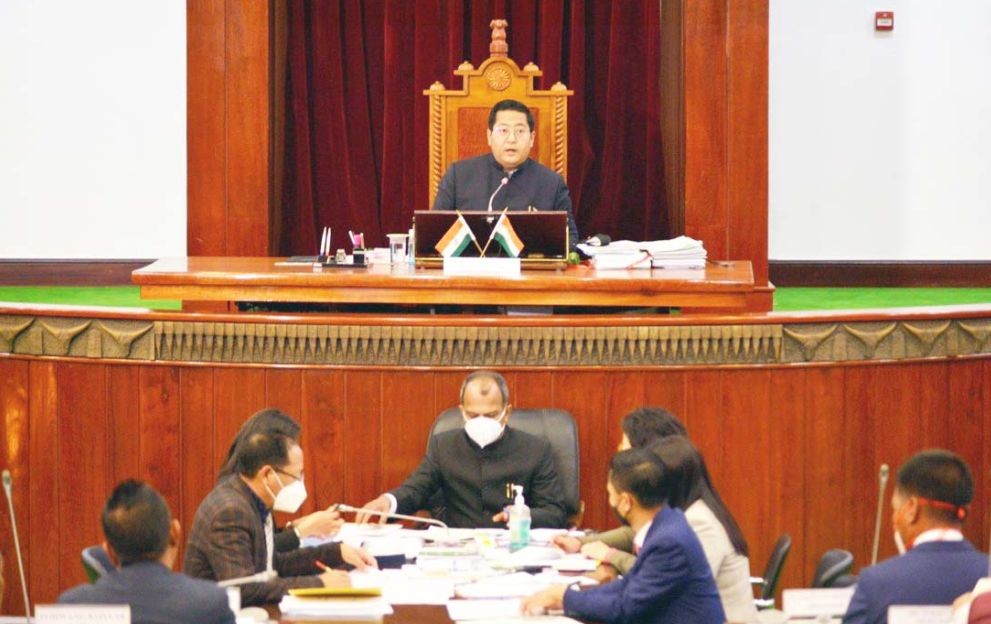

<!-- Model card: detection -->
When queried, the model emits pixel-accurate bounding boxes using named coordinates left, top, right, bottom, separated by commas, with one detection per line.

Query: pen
left=315, top=560, right=330, bottom=572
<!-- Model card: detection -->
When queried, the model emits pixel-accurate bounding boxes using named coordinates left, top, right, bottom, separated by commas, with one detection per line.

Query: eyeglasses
left=274, top=467, right=304, bottom=483
left=491, top=126, right=531, bottom=139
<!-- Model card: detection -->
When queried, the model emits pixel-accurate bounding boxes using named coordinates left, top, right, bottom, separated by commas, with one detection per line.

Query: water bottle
left=508, top=484, right=530, bottom=551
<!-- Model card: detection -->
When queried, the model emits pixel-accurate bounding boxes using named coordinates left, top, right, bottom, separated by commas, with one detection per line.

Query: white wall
left=0, top=0, right=186, bottom=259
left=770, top=0, right=991, bottom=260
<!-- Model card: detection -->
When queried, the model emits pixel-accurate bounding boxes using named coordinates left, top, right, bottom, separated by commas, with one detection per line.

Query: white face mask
left=266, top=470, right=308, bottom=513
left=464, top=413, right=505, bottom=448
left=893, top=529, right=907, bottom=555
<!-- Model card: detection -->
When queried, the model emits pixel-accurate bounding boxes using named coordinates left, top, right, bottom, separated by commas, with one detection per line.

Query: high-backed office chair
left=811, top=548, right=854, bottom=588
left=430, top=407, right=583, bottom=527
left=423, top=19, right=573, bottom=208
left=752, top=533, right=792, bottom=610
left=81, top=544, right=116, bottom=583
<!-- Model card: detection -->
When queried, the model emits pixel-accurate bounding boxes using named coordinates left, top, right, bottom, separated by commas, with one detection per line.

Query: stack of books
left=578, top=236, right=707, bottom=270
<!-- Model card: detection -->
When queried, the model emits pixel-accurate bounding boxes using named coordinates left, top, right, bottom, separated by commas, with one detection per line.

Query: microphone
left=871, top=463, right=890, bottom=566
left=336, top=504, right=449, bottom=533
left=3, top=469, right=32, bottom=622
left=487, top=176, right=509, bottom=213
left=583, top=234, right=612, bottom=247
left=216, top=569, right=278, bottom=588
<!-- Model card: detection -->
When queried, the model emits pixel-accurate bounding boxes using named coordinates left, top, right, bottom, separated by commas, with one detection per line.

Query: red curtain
left=281, top=0, right=664, bottom=254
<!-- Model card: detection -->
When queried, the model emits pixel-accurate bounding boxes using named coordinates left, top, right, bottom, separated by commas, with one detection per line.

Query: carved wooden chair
left=424, top=19, right=573, bottom=208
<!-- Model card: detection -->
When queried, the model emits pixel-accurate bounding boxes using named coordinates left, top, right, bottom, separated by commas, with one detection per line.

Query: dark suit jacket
left=432, top=154, right=580, bottom=247
left=183, top=475, right=343, bottom=606
left=563, top=506, right=725, bottom=624
left=391, top=426, right=567, bottom=529
left=59, top=560, right=234, bottom=624
left=843, top=540, right=987, bottom=624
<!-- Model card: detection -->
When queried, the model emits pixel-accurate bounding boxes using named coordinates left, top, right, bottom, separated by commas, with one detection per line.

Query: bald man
left=358, top=370, right=566, bottom=528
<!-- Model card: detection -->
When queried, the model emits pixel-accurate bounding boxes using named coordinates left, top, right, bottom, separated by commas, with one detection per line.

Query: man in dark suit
left=843, top=449, right=987, bottom=624
left=184, top=431, right=375, bottom=606
left=59, top=479, right=235, bottom=624
left=356, top=370, right=567, bottom=528
left=432, top=99, right=580, bottom=247
left=522, top=448, right=725, bottom=624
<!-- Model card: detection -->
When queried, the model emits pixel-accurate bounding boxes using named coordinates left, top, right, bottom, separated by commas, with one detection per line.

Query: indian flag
left=490, top=213, right=525, bottom=257
left=434, top=213, right=477, bottom=257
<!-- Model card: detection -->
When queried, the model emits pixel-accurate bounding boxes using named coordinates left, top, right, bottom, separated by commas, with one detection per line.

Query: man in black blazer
left=59, top=480, right=235, bottom=624
left=357, top=370, right=567, bottom=528
left=844, top=450, right=988, bottom=624
left=184, top=431, right=375, bottom=606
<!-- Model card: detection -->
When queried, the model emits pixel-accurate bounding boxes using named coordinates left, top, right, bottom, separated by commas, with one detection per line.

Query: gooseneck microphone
left=336, top=504, right=449, bottom=533
left=3, top=469, right=32, bottom=622
left=487, top=176, right=509, bottom=213
left=871, top=463, right=890, bottom=566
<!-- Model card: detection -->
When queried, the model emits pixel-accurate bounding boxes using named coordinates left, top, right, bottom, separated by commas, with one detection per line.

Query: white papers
left=35, top=605, right=130, bottom=624
left=351, top=568, right=453, bottom=605
left=782, top=587, right=855, bottom=618
left=887, top=605, right=953, bottom=624
left=550, top=554, right=598, bottom=573
left=447, top=598, right=523, bottom=620
left=579, top=236, right=707, bottom=270
left=278, top=594, right=393, bottom=619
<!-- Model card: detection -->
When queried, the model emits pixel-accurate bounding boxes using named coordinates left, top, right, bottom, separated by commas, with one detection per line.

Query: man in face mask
left=843, top=449, right=987, bottom=624
left=184, top=430, right=376, bottom=606
left=357, top=370, right=567, bottom=528
left=523, top=448, right=724, bottom=623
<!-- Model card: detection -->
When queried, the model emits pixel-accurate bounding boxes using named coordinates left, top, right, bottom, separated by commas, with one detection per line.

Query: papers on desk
left=278, top=594, right=393, bottom=619
left=447, top=599, right=582, bottom=623
left=887, top=606, right=953, bottom=624
left=35, top=605, right=130, bottom=624
left=782, top=587, right=855, bottom=618
left=578, top=236, right=707, bottom=270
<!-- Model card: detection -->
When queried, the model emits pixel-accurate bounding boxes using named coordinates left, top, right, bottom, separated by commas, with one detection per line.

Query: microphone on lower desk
left=3, top=469, right=32, bottom=623
left=216, top=569, right=278, bottom=588
left=871, top=463, right=890, bottom=566
left=486, top=176, right=510, bottom=223
left=336, top=504, right=449, bottom=533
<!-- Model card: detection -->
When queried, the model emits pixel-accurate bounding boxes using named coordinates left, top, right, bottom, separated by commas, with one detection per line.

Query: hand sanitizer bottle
left=508, top=484, right=530, bottom=552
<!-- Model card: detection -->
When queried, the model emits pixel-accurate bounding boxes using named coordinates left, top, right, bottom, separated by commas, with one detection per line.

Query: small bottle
left=508, top=484, right=530, bottom=551
left=407, top=226, right=416, bottom=265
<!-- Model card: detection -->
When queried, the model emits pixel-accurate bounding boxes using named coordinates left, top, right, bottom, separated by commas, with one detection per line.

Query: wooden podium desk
left=133, top=257, right=757, bottom=310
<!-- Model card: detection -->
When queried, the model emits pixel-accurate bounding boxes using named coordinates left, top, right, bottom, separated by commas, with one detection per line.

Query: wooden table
left=133, top=257, right=757, bottom=310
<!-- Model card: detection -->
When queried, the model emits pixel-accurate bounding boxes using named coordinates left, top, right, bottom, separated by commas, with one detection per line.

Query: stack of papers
left=279, top=588, right=393, bottom=619
left=578, top=236, right=707, bottom=270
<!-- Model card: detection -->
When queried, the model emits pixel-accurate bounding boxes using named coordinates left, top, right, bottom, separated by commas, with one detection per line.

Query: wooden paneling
left=770, top=261, right=991, bottom=287
left=0, top=260, right=152, bottom=286
left=187, top=0, right=273, bottom=256
left=2, top=355, right=990, bottom=607
left=0, top=360, right=29, bottom=615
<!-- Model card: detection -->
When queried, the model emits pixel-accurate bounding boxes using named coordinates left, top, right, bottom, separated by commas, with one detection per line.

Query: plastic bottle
left=508, top=484, right=531, bottom=551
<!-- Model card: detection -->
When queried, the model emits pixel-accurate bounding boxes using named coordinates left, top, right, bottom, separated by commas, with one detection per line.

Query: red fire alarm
left=875, top=11, right=894, bottom=31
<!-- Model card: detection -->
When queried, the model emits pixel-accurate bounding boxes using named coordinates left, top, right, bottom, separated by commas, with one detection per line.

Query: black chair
left=752, top=533, right=792, bottom=610
left=811, top=548, right=854, bottom=588
left=81, top=544, right=115, bottom=583
left=431, top=407, right=583, bottom=526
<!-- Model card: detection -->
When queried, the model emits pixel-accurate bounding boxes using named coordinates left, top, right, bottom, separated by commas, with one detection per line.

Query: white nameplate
left=887, top=605, right=953, bottom=624
left=443, top=257, right=521, bottom=277
left=36, top=604, right=130, bottom=623
left=782, top=587, right=855, bottom=618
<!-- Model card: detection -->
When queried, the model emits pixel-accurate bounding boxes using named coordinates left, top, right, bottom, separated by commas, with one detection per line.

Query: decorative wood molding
left=0, top=314, right=154, bottom=359
left=770, top=261, right=991, bottom=287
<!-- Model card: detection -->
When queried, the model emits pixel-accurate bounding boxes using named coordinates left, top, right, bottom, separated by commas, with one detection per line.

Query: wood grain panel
left=56, top=363, right=109, bottom=590
left=212, top=368, right=268, bottom=470
left=946, top=360, right=986, bottom=549
left=187, top=0, right=227, bottom=255
left=139, top=367, right=182, bottom=516
left=842, top=366, right=882, bottom=571
left=27, top=361, right=59, bottom=606
left=510, top=371, right=554, bottom=410
left=641, top=371, right=687, bottom=428
left=0, top=360, right=29, bottom=614
left=683, top=371, right=724, bottom=482
left=379, top=372, right=442, bottom=505
left=180, top=367, right=216, bottom=555
left=301, top=370, right=346, bottom=508
left=107, top=366, right=141, bottom=485
left=343, top=371, right=384, bottom=506
left=264, top=369, right=312, bottom=520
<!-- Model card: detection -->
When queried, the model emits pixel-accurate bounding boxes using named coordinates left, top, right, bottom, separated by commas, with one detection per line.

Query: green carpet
left=1, top=286, right=990, bottom=312
left=0, top=286, right=181, bottom=310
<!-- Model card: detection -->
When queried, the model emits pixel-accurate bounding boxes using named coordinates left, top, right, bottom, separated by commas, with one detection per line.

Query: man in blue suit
left=522, top=447, right=725, bottom=624
left=60, top=479, right=234, bottom=624
left=844, top=449, right=987, bottom=624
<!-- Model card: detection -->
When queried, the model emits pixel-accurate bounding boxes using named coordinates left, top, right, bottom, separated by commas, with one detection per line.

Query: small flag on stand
left=434, top=212, right=479, bottom=257
left=488, top=212, right=525, bottom=257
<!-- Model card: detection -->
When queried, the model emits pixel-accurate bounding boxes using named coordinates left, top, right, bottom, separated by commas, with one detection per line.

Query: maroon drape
left=282, top=0, right=664, bottom=254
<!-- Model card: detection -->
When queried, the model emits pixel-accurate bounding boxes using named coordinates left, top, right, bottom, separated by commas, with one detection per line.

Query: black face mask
left=611, top=503, right=630, bottom=527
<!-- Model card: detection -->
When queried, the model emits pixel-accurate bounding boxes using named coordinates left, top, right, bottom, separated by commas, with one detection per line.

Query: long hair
left=648, top=436, right=749, bottom=557
left=218, top=408, right=301, bottom=479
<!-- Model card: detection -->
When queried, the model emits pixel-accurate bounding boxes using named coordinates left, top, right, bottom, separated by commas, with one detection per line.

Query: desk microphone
left=3, top=469, right=32, bottom=622
left=871, top=463, right=890, bottom=566
left=216, top=569, right=278, bottom=588
left=486, top=176, right=510, bottom=219
left=336, top=504, right=449, bottom=533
